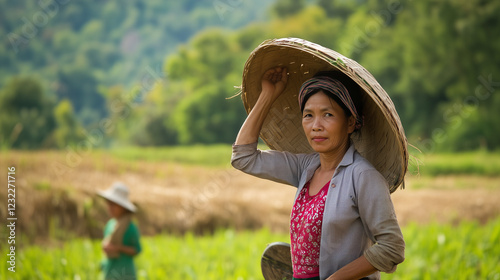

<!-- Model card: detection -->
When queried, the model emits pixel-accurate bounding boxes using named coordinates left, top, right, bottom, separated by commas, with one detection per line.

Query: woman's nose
left=312, top=117, right=323, bottom=131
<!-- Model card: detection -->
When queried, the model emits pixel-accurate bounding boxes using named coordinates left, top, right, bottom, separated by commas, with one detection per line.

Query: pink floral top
left=290, top=180, right=330, bottom=278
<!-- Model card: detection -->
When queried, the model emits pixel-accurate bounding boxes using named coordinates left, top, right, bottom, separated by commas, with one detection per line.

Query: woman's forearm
left=235, top=91, right=276, bottom=145
left=326, top=255, right=377, bottom=280
left=118, top=245, right=138, bottom=256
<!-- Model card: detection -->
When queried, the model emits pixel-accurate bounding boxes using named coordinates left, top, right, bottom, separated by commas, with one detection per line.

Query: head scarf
left=298, top=76, right=363, bottom=130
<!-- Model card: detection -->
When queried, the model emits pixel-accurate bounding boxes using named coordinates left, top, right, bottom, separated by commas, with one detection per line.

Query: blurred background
left=1, top=0, right=499, bottom=279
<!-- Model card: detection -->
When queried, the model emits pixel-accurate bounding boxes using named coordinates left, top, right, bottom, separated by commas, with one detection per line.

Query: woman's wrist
left=256, top=90, right=278, bottom=107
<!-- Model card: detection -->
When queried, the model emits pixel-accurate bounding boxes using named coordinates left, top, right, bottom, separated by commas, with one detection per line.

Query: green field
left=108, top=144, right=500, bottom=176
left=2, top=218, right=500, bottom=280
left=408, top=151, right=500, bottom=177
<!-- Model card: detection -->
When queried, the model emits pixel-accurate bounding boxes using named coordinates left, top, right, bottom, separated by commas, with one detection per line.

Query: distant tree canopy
left=0, top=0, right=271, bottom=148
left=53, top=99, right=85, bottom=148
left=128, top=30, right=249, bottom=146
left=358, top=0, right=500, bottom=152
left=0, top=0, right=272, bottom=88
left=56, top=67, right=106, bottom=125
left=0, top=77, right=55, bottom=149
left=1, top=0, right=499, bottom=151
left=140, top=0, right=499, bottom=150
left=271, top=0, right=306, bottom=17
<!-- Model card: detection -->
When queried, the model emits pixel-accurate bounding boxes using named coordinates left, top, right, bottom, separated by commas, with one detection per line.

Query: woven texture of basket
left=241, top=38, right=408, bottom=193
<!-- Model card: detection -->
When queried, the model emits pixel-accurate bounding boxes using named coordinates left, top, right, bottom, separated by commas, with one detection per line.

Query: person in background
left=98, top=182, right=141, bottom=280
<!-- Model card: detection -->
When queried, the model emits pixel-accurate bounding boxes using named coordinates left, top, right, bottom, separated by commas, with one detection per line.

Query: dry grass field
left=1, top=149, right=499, bottom=244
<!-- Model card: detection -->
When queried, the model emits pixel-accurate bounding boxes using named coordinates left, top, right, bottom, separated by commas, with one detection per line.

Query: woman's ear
left=347, top=115, right=356, bottom=134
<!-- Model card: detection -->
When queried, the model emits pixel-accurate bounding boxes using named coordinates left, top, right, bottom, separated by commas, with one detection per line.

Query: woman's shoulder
left=349, top=150, right=387, bottom=184
left=351, top=150, right=379, bottom=173
left=128, top=220, right=139, bottom=230
left=349, top=150, right=389, bottom=190
left=124, top=220, right=140, bottom=236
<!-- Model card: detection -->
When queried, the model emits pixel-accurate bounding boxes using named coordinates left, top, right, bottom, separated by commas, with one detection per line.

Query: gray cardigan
left=231, top=142, right=405, bottom=280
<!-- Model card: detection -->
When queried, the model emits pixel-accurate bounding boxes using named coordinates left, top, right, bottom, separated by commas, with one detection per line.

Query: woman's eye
left=303, top=114, right=312, bottom=118
left=325, top=113, right=333, bottom=117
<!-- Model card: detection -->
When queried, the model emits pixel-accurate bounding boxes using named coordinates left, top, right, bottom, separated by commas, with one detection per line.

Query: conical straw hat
left=98, top=182, right=137, bottom=212
left=241, top=38, right=408, bottom=193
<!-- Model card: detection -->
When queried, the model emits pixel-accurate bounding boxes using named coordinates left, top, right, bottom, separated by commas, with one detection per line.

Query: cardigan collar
left=338, top=143, right=356, bottom=168
left=303, top=143, right=356, bottom=183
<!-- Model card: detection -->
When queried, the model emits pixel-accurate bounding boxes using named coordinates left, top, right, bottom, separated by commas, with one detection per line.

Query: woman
left=98, top=182, right=142, bottom=280
left=231, top=65, right=405, bottom=280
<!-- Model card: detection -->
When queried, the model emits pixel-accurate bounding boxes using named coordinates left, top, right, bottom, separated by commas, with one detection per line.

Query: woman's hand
left=102, top=242, right=120, bottom=258
left=261, top=67, right=288, bottom=102
left=326, top=255, right=377, bottom=280
left=103, top=242, right=138, bottom=257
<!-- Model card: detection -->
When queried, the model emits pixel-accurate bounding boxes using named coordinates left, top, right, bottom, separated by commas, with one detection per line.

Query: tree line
left=1, top=0, right=499, bottom=152
left=0, top=0, right=270, bottom=149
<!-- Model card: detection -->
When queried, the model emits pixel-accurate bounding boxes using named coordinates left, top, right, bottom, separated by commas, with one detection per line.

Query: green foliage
left=1, top=0, right=499, bottom=151
left=34, top=180, right=52, bottom=191
left=409, top=150, right=500, bottom=177
left=2, top=219, right=500, bottom=279
left=0, top=0, right=272, bottom=90
left=173, top=83, right=244, bottom=145
left=142, top=0, right=499, bottom=149
left=53, top=99, right=85, bottom=148
left=0, top=76, right=91, bottom=150
left=360, top=0, right=500, bottom=151
left=142, top=5, right=345, bottom=145
left=393, top=219, right=500, bottom=280
left=136, top=29, right=251, bottom=145
left=0, top=77, right=55, bottom=149
left=317, top=0, right=358, bottom=19
left=56, top=67, right=106, bottom=125
left=0, top=0, right=272, bottom=147
left=271, top=0, right=306, bottom=18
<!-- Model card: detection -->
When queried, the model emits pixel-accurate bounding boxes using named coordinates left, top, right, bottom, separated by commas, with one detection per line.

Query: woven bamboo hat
left=241, top=38, right=408, bottom=193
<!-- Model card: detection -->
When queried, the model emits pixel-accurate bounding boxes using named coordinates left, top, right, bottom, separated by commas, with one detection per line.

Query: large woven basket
left=241, top=38, right=408, bottom=193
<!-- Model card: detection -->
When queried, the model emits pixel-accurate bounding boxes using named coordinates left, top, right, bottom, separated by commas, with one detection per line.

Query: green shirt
left=101, top=218, right=142, bottom=280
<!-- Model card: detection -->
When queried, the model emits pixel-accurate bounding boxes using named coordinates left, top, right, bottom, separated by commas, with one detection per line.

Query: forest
left=1, top=0, right=499, bottom=153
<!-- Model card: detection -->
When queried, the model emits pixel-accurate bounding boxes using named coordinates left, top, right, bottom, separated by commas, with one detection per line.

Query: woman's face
left=106, top=200, right=127, bottom=218
left=302, top=90, right=355, bottom=154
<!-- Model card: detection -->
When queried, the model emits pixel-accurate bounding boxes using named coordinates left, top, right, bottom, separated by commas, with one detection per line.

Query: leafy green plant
left=2, top=219, right=499, bottom=280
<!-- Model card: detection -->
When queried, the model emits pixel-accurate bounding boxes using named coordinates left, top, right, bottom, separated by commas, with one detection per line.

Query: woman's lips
left=312, top=137, right=327, bottom=142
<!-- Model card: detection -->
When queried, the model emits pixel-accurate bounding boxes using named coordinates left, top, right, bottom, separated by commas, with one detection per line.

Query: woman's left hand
left=326, top=255, right=377, bottom=280
left=103, top=242, right=120, bottom=256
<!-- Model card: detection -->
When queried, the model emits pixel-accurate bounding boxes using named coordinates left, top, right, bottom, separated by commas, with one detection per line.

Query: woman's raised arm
left=235, top=67, right=288, bottom=145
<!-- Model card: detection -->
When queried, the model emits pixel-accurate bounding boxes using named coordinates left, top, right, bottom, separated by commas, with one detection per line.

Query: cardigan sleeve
left=231, top=142, right=310, bottom=187
left=126, top=223, right=142, bottom=255
left=356, top=168, right=405, bottom=273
